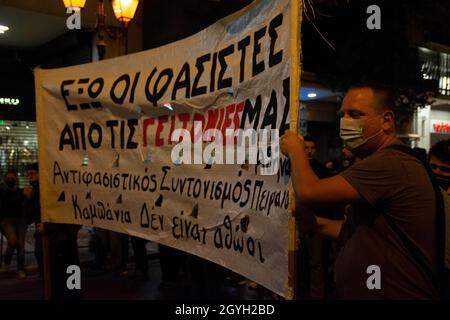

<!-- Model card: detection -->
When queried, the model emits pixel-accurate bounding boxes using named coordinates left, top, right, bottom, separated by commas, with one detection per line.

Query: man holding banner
left=281, top=84, right=440, bottom=299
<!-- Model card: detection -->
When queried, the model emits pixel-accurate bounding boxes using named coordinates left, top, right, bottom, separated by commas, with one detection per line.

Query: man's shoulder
left=359, top=144, right=420, bottom=168
left=376, top=143, right=421, bottom=157
left=376, top=145, right=425, bottom=170
left=339, top=145, right=415, bottom=191
left=340, top=144, right=432, bottom=199
left=343, top=147, right=403, bottom=172
left=374, top=144, right=413, bottom=157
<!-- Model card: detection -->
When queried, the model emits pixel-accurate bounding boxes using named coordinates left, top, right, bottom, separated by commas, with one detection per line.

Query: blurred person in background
left=24, top=162, right=81, bottom=300
left=429, top=140, right=450, bottom=194
left=0, top=170, right=27, bottom=279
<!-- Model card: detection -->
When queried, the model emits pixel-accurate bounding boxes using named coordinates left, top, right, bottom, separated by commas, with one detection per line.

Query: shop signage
left=0, top=97, right=20, bottom=106
left=431, top=120, right=450, bottom=133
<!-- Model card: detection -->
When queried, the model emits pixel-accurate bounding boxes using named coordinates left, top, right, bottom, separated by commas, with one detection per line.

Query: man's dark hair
left=349, top=83, right=396, bottom=114
left=27, top=162, right=39, bottom=172
left=304, top=135, right=316, bottom=144
left=429, top=139, right=450, bottom=164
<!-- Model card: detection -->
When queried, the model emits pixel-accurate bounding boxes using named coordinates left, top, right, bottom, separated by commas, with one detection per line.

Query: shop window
left=0, top=121, right=38, bottom=188
left=419, top=46, right=450, bottom=96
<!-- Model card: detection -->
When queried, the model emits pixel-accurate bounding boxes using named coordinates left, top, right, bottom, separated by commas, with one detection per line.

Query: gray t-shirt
left=337, top=147, right=438, bottom=299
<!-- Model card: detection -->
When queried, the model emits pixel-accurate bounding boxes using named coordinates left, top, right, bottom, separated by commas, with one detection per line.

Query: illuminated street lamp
left=63, top=0, right=87, bottom=10
left=62, top=0, right=139, bottom=60
left=112, top=0, right=139, bottom=27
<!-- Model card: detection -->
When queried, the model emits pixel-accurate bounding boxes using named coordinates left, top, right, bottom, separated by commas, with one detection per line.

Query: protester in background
left=24, top=162, right=81, bottom=300
left=0, top=170, right=27, bottom=279
left=158, top=244, right=186, bottom=290
left=186, top=254, right=228, bottom=299
left=45, top=223, right=81, bottom=300
left=428, top=139, right=450, bottom=299
left=90, top=228, right=128, bottom=277
left=129, top=236, right=148, bottom=281
left=429, top=140, right=450, bottom=194
left=110, top=232, right=128, bottom=277
left=24, top=163, right=42, bottom=277
left=304, top=136, right=329, bottom=179
left=282, top=84, right=440, bottom=299
left=299, top=135, right=334, bottom=299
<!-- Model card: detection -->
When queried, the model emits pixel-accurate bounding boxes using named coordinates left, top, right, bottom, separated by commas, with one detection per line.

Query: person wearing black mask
left=24, top=162, right=81, bottom=300
left=0, top=170, right=27, bottom=279
left=300, top=136, right=334, bottom=299
left=24, top=163, right=42, bottom=276
left=429, top=139, right=450, bottom=194
left=428, top=140, right=450, bottom=298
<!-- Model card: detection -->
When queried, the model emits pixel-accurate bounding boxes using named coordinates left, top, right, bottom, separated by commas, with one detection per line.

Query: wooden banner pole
left=34, top=70, right=52, bottom=300
left=287, top=0, right=303, bottom=301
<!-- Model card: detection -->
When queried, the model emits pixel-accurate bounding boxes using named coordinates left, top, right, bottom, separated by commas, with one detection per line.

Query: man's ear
left=381, top=110, right=395, bottom=130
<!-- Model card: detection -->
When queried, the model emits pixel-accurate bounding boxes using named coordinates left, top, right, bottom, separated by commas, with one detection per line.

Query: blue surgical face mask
left=339, top=118, right=383, bottom=150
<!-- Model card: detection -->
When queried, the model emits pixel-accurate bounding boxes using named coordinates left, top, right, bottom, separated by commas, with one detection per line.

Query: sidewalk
left=0, top=259, right=271, bottom=300
left=0, top=227, right=275, bottom=300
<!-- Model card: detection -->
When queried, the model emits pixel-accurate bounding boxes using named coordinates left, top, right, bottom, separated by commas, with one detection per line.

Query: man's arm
left=296, top=205, right=344, bottom=239
left=281, top=130, right=360, bottom=206
left=316, top=217, right=344, bottom=239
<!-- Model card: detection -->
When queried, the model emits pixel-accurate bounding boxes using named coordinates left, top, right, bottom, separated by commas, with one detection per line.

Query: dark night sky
left=1, top=0, right=450, bottom=121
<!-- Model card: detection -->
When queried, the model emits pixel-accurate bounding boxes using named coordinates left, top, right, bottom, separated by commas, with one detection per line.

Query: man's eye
left=349, top=112, right=362, bottom=118
left=336, top=110, right=344, bottom=118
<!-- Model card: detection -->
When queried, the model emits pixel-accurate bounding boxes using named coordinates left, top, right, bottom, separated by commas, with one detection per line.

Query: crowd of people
left=1, top=84, right=449, bottom=300
left=0, top=164, right=249, bottom=299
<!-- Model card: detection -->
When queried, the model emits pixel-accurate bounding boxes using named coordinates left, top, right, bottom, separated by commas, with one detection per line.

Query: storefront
left=0, top=78, right=38, bottom=186
left=415, top=45, right=450, bottom=151
left=299, top=76, right=342, bottom=164
left=416, top=99, right=450, bottom=152
left=0, top=26, right=94, bottom=186
left=0, top=120, right=37, bottom=186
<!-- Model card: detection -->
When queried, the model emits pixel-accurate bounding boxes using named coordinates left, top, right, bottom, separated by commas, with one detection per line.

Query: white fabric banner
left=35, top=0, right=294, bottom=297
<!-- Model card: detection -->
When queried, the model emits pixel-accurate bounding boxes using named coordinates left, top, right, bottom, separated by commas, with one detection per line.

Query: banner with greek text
left=35, top=0, right=296, bottom=297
